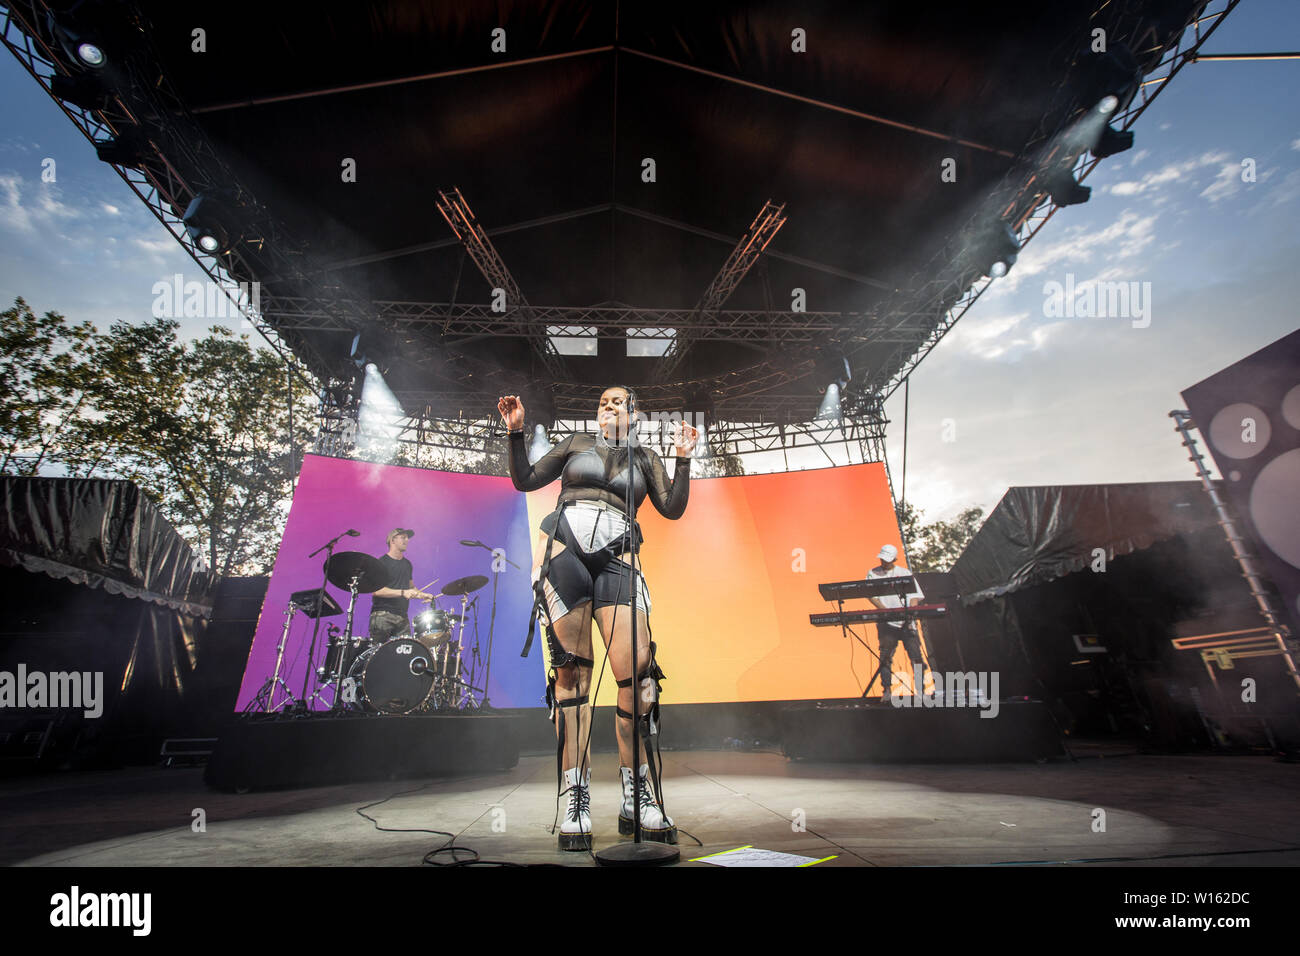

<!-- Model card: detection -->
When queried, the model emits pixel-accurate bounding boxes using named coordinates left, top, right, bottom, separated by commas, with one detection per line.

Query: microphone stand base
left=594, top=841, right=679, bottom=867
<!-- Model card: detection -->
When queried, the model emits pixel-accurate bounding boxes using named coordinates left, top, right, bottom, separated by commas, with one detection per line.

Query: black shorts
left=536, top=506, right=650, bottom=621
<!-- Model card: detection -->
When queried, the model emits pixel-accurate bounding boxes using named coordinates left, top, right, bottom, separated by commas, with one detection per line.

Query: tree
left=64, top=319, right=318, bottom=576
left=0, top=298, right=97, bottom=475
left=896, top=500, right=985, bottom=573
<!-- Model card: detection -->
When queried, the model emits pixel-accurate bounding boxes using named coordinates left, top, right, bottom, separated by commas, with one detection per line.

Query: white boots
left=558, top=767, right=592, bottom=851
left=558, top=764, right=676, bottom=849
left=619, top=764, right=676, bottom=843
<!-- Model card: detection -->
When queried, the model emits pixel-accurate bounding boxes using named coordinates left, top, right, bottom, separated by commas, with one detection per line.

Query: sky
left=1, top=1, right=1297, bottom=526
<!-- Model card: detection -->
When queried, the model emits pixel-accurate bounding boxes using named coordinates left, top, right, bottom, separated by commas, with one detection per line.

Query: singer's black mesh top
left=507, top=432, right=690, bottom=519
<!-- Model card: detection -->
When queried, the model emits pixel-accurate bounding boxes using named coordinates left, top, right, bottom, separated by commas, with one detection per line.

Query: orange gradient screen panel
left=525, top=461, right=921, bottom=704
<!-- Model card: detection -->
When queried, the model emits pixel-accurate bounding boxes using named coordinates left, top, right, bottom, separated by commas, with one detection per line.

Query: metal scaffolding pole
left=1169, top=410, right=1299, bottom=693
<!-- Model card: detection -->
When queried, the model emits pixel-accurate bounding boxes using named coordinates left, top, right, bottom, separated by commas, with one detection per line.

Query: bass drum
left=346, top=639, right=434, bottom=714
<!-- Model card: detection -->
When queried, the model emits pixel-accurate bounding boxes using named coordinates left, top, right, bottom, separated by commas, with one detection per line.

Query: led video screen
left=235, top=453, right=918, bottom=710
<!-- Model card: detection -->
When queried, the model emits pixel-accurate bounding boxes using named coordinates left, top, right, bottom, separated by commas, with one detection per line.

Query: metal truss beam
left=261, top=298, right=944, bottom=345
left=865, top=0, right=1242, bottom=400
left=316, top=402, right=888, bottom=474
left=435, top=187, right=569, bottom=379
left=657, top=200, right=787, bottom=380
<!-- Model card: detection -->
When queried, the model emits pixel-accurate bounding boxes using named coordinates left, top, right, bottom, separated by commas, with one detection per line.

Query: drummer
left=369, top=528, right=434, bottom=641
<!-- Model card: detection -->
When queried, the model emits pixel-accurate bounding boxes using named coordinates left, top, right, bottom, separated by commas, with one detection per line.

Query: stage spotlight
left=815, top=382, right=843, bottom=423
left=1092, top=124, right=1135, bottom=159
left=686, top=386, right=717, bottom=430
left=94, top=128, right=149, bottom=169
left=50, top=73, right=111, bottom=111
left=1097, top=94, right=1119, bottom=116
left=349, top=333, right=367, bottom=369
left=1043, top=163, right=1091, bottom=207
left=528, top=424, right=553, bottom=464
left=1082, top=41, right=1142, bottom=115
left=182, top=192, right=236, bottom=255
left=981, top=221, right=1021, bottom=278
left=46, top=1, right=118, bottom=71
left=814, top=355, right=851, bottom=391
left=530, top=388, right=557, bottom=431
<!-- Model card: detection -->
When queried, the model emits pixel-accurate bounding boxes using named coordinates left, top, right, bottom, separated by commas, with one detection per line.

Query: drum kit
left=248, top=548, right=493, bottom=716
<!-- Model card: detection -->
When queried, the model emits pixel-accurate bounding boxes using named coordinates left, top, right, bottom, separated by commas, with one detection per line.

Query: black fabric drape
left=0, top=476, right=213, bottom=615
left=952, top=481, right=1217, bottom=605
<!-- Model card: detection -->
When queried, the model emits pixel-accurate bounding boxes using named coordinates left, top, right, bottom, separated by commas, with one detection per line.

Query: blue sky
left=881, top=0, right=1300, bottom=521
left=2, top=2, right=1297, bottom=525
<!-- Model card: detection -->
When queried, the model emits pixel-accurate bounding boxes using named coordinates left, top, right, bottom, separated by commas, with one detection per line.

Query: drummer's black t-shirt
left=370, top=554, right=413, bottom=615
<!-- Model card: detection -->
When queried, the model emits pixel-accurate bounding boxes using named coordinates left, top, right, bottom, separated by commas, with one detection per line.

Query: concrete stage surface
left=3, top=746, right=1298, bottom=867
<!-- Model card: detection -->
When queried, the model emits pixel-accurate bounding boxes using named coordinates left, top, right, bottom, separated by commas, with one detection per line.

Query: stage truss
left=1, top=0, right=1242, bottom=479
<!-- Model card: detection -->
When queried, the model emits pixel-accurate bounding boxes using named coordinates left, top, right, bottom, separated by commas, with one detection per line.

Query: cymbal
left=441, top=574, right=488, bottom=596
left=325, top=551, right=389, bottom=593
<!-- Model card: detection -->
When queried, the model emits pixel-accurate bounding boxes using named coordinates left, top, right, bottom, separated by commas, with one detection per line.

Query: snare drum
left=346, top=638, right=434, bottom=714
left=412, top=607, right=451, bottom=648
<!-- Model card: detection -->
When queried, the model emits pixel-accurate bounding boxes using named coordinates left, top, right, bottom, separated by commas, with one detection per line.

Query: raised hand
left=497, top=395, right=526, bottom=431
left=674, top=420, right=699, bottom=457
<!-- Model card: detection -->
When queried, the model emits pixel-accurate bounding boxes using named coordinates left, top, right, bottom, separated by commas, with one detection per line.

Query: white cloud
left=0, top=172, right=31, bottom=231
left=989, top=209, right=1159, bottom=294
left=1103, top=150, right=1231, bottom=199
left=1268, top=168, right=1300, bottom=207
left=101, top=202, right=120, bottom=215
left=1291, top=138, right=1300, bottom=151
left=130, top=234, right=178, bottom=266
left=1199, top=159, right=1245, bottom=203
left=0, top=172, right=85, bottom=233
left=940, top=309, right=1071, bottom=362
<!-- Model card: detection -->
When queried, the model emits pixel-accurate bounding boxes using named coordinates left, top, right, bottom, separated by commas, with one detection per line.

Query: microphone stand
left=461, top=541, right=520, bottom=711
left=596, top=418, right=678, bottom=866
left=299, top=530, right=352, bottom=711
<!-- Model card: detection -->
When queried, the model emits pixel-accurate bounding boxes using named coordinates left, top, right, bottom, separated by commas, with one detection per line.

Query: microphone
left=346, top=529, right=360, bottom=537
left=460, top=539, right=484, bottom=548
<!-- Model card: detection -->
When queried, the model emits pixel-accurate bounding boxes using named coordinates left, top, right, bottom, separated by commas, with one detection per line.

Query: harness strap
left=551, top=688, right=591, bottom=828
left=547, top=629, right=593, bottom=669
left=523, top=504, right=566, bottom=658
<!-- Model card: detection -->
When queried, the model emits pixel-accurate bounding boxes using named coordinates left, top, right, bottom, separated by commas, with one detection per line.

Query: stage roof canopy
left=6, top=0, right=1215, bottom=420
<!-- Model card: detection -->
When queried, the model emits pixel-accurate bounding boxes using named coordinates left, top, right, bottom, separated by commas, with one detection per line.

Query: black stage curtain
left=0, top=478, right=258, bottom=764
left=0, top=476, right=212, bottom=615
left=951, top=481, right=1217, bottom=606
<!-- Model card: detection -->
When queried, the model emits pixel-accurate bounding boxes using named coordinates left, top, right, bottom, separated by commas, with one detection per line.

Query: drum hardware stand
left=247, top=601, right=304, bottom=713
left=302, top=530, right=355, bottom=709
left=460, top=540, right=519, bottom=710
left=482, top=548, right=516, bottom=710
left=307, top=625, right=342, bottom=710
left=329, top=571, right=365, bottom=713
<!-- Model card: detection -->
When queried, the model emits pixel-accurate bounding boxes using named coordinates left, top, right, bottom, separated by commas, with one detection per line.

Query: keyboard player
left=867, top=544, right=926, bottom=699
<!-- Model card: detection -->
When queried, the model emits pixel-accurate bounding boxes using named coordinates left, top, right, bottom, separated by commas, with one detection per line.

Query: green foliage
left=0, top=298, right=98, bottom=474
left=2, top=298, right=316, bottom=576
left=896, top=500, right=985, bottom=573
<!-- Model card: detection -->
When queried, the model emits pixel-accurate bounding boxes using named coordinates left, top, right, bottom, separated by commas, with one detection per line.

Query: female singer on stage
left=498, top=386, right=697, bottom=850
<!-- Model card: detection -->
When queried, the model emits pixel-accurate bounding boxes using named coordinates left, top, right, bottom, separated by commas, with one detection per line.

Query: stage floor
left=3, top=747, right=1298, bottom=867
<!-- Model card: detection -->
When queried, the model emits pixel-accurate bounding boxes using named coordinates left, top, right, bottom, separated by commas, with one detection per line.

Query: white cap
left=877, top=544, right=898, bottom=561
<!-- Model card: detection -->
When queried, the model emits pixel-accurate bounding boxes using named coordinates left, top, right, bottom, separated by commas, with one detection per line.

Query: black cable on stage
left=354, top=779, right=560, bottom=867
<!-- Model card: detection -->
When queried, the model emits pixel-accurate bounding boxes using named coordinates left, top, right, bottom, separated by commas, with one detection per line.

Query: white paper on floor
left=691, top=845, right=835, bottom=867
